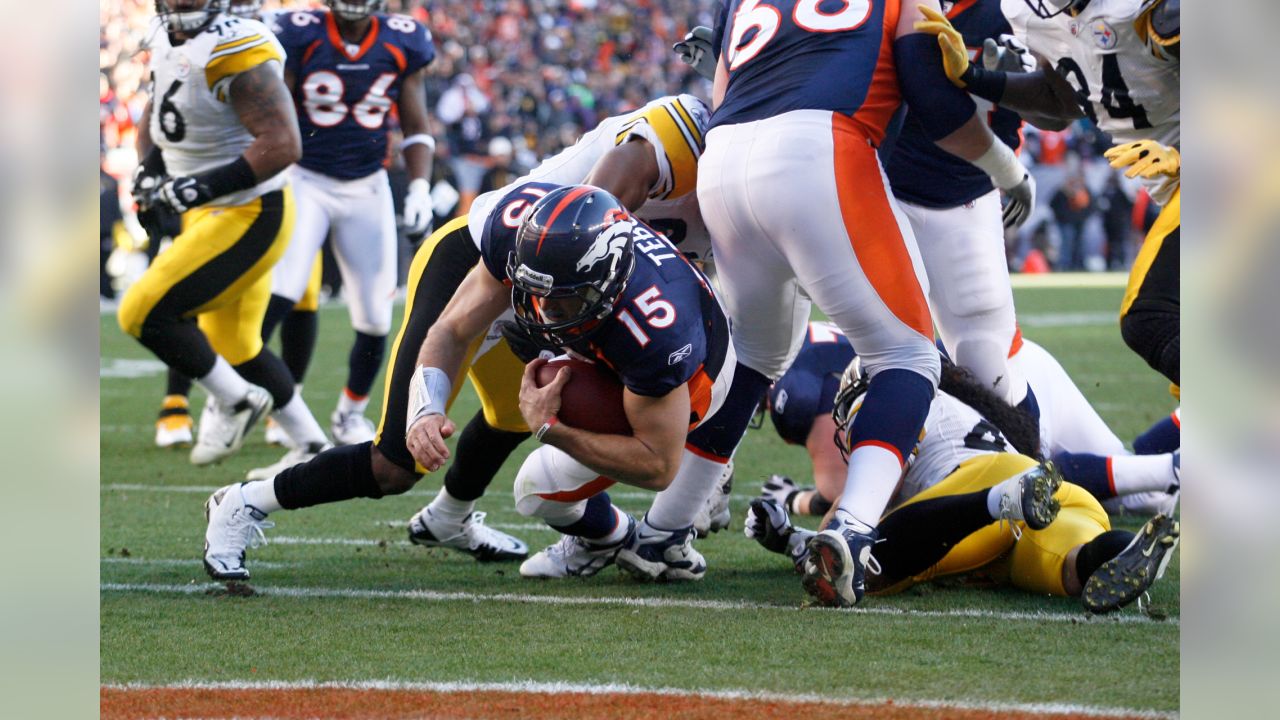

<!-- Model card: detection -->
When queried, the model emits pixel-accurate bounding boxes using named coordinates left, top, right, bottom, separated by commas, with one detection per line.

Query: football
left=535, top=356, right=632, bottom=435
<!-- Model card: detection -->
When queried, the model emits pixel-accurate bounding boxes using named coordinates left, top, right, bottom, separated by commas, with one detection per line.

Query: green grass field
left=100, top=281, right=1179, bottom=716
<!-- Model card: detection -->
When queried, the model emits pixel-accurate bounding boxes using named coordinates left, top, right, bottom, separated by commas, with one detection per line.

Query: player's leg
left=266, top=253, right=324, bottom=447
left=155, top=367, right=195, bottom=448
left=906, top=194, right=1027, bottom=406
left=117, top=192, right=288, bottom=465
left=1120, top=189, right=1180, bottom=385
left=1134, top=408, right=1181, bottom=455
left=1052, top=450, right=1179, bottom=507
left=327, top=170, right=399, bottom=444
left=513, top=445, right=635, bottom=578
left=260, top=167, right=331, bottom=344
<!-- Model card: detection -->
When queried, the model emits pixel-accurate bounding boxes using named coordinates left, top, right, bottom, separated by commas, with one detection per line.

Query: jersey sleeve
left=205, top=20, right=286, bottom=101
left=614, top=95, right=709, bottom=201
left=616, top=326, right=707, bottom=399
left=399, top=17, right=437, bottom=74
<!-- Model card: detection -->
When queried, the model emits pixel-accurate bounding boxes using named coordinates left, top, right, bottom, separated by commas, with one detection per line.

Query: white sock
left=646, top=450, right=727, bottom=530
left=337, top=389, right=370, bottom=416
left=273, top=393, right=329, bottom=447
left=428, top=487, right=474, bottom=525
left=835, top=445, right=903, bottom=531
left=1110, top=454, right=1179, bottom=495
left=196, top=357, right=251, bottom=406
left=240, top=479, right=282, bottom=514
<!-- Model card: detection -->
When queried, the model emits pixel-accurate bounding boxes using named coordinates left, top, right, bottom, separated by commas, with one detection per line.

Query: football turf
left=100, top=280, right=1179, bottom=716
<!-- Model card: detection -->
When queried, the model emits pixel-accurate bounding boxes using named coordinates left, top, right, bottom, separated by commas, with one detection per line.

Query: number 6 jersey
left=272, top=10, right=435, bottom=180
left=146, top=13, right=288, bottom=206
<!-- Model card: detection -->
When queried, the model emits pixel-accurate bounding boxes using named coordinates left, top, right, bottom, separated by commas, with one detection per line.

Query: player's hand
left=403, top=178, right=434, bottom=236
left=673, top=26, right=717, bottom=81
left=1001, top=171, right=1036, bottom=229
left=1104, top=140, right=1180, bottom=180
left=745, top=498, right=795, bottom=555
left=406, top=413, right=455, bottom=473
left=131, top=164, right=165, bottom=210
left=519, top=357, right=570, bottom=431
left=982, top=34, right=1035, bottom=73
left=915, top=5, right=970, bottom=88
left=761, top=474, right=804, bottom=509
left=154, top=176, right=215, bottom=214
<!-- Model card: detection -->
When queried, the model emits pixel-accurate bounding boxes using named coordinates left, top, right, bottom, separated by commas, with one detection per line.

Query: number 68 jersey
left=146, top=14, right=289, bottom=206
left=272, top=10, right=435, bottom=180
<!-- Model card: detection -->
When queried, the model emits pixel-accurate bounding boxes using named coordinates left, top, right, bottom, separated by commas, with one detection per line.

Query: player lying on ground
left=747, top=357, right=1180, bottom=614
left=756, top=323, right=1178, bottom=520
left=407, top=184, right=740, bottom=581
left=200, top=96, right=716, bottom=580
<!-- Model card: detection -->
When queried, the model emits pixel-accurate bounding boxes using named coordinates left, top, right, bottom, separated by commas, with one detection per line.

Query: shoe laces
left=996, top=493, right=1024, bottom=541
left=231, top=506, right=274, bottom=550
left=461, top=512, right=510, bottom=549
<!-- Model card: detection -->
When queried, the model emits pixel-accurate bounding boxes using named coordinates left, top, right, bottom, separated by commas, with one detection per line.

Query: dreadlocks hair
left=938, top=358, right=1042, bottom=459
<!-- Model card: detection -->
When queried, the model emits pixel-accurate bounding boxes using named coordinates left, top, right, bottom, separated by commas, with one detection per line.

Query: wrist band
left=535, top=416, right=558, bottom=442
left=402, top=133, right=437, bottom=152
left=193, top=155, right=258, bottom=201
left=407, top=364, right=451, bottom=432
left=958, top=64, right=1007, bottom=104
left=970, top=139, right=1026, bottom=191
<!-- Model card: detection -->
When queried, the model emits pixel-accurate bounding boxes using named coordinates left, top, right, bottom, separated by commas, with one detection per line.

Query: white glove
left=1002, top=172, right=1036, bottom=230
left=745, top=498, right=814, bottom=572
left=673, top=26, right=717, bottom=81
left=403, top=178, right=434, bottom=236
left=982, top=34, right=1036, bottom=74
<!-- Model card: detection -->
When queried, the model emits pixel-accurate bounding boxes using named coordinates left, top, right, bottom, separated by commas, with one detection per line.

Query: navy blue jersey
left=273, top=10, right=435, bottom=180
left=481, top=182, right=731, bottom=425
left=711, top=0, right=902, bottom=142
left=883, top=0, right=1023, bottom=208
left=768, top=322, right=856, bottom=445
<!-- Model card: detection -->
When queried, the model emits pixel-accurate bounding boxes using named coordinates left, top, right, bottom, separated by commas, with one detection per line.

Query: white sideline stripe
left=1009, top=272, right=1127, bottom=289
left=102, top=557, right=299, bottom=569
left=273, top=536, right=412, bottom=548
left=101, top=679, right=1176, bottom=719
left=1019, top=311, right=1117, bottom=328
left=377, top=520, right=553, bottom=531
left=101, top=582, right=1176, bottom=626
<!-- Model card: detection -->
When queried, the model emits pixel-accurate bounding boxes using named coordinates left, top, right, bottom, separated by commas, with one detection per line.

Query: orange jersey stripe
left=535, top=475, right=616, bottom=503
left=850, top=0, right=902, bottom=144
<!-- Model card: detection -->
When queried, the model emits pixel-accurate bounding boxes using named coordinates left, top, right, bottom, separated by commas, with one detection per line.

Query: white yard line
left=1009, top=272, right=1128, bottom=289
left=101, top=557, right=299, bottom=569
left=101, top=482, right=724, bottom=505
left=101, top=678, right=1176, bottom=719
left=1018, top=311, right=1118, bottom=328
left=101, top=581, right=1176, bottom=626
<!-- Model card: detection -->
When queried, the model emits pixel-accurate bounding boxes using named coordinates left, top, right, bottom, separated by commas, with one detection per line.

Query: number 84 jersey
left=272, top=10, right=435, bottom=180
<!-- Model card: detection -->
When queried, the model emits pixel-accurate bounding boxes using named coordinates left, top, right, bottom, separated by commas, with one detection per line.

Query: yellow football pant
left=876, top=454, right=1110, bottom=597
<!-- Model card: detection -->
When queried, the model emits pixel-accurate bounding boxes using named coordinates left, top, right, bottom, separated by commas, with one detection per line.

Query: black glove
left=498, top=320, right=558, bottom=363
left=137, top=203, right=184, bottom=245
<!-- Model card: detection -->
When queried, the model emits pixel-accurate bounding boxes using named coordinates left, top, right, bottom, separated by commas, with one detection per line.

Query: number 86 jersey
left=272, top=10, right=435, bottom=180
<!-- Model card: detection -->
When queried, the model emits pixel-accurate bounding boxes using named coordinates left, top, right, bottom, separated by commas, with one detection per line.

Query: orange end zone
left=100, top=687, right=1160, bottom=720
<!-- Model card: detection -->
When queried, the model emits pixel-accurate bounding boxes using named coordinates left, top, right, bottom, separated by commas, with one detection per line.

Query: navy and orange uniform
left=480, top=182, right=732, bottom=428
left=272, top=10, right=435, bottom=180
left=885, top=0, right=1026, bottom=208
left=768, top=322, right=856, bottom=445
left=711, top=0, right=904, bottom=143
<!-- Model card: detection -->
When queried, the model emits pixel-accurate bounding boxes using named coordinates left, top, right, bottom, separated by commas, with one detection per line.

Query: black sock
left=259, top=293, right=295, bottom=345
left=274, top=441, right=382, bottom=509
left=874, top=489, right=994, bottom=582
left=234, top=349, right=297, bottom=408
left=345, top=331, right=387, bottom=398
left=166, top=367, right=193, bottom=398
left=1074, top=530, right=1135, bottom=582
left=444, top=411, right=531, bottom=502
left=279, top=309, right=319, bottom=383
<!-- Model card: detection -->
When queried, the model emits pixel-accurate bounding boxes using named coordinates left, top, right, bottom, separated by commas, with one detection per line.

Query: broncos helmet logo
left=576, top=218, right=635, bottom=273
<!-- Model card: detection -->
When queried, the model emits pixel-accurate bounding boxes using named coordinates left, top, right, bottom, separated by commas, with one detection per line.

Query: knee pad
left=513, top=446, right=609, bottom=518
left=117, top=287, right=151, bottom=338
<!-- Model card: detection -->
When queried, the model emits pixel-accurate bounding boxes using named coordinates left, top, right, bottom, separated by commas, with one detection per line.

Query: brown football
left=535, top=357, right=632, bottom=435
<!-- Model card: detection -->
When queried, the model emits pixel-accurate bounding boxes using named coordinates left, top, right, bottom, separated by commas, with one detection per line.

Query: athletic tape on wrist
left=407, top=365, right=451, bottom=432
left=971, top=140, right=1026, bottom=191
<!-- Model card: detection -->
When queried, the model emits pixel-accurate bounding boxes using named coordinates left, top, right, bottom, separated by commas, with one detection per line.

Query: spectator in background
left=1099, top=174, right=1135, bottom=270
left=477, top=136, right=525, bottom=196
left=436, top=73, right=492, bottom=211
left=100, top=158, right=123, bottom=304
left=1051, top=175, right=1095, bottom=271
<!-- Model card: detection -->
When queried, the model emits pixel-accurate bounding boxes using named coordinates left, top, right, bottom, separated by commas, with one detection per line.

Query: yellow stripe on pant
left=294, top=252, right=323, bottom=312
left=117, top=188, right=294, bottom=365
left=873, top=453, right=1110, bottom=597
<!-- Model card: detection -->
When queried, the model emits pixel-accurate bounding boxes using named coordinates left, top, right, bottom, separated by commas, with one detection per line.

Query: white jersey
left=1042, top=0, right=1180, bottom=202
left=468, top=94, right=712, bottom=260
left=145, top=14, right=288, bottom=206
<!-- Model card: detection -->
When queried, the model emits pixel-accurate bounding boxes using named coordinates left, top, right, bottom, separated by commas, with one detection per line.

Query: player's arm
left=896, top=3, right=1037, bottom=228
left=136, top=98, right=154, bottom=158
left=582, top=140, right=661, bottom=211
left=524, top=362, right=690, bottom=491
left=405, top=264, right=511, bottom=471
left=399, top=64, right=437, bottom=234
left=230, top=61, right=303, bottom=180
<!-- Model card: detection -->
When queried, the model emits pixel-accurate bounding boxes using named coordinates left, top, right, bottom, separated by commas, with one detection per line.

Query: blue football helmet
left=507, top=185, right=637, bottom=346
left=328, top=0, right=387, bottom=21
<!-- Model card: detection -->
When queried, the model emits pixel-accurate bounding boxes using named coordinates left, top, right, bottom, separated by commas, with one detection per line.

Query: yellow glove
left=914, top=4, right=970, bottom=88
left=1104, top=140, right=1181, bottom=180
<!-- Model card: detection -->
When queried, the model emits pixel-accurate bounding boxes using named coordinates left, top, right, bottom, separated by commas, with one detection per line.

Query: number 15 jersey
left=272, top=10, right=435, bottom=180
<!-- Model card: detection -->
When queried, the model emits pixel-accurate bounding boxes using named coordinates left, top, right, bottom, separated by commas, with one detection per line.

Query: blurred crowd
left=100, top=0, right=1156, bottom=279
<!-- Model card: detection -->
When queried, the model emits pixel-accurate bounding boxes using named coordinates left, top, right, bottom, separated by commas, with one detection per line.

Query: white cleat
left=203, top=483, right=274, bottom=580
left=245, top=441, right=332, bottom=481
left=693, top=460, right=733, bottom=538
left=331, top=410, right=376, bottom=445
left=263, top=416, right=293, bottom=448
left=616, top=515, right=706, bottom=582
left=190, top=388, right=273, bottom=466
left=520, top=518, right=636, bottom=579
left=407, top=507, right=528, bottom=562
